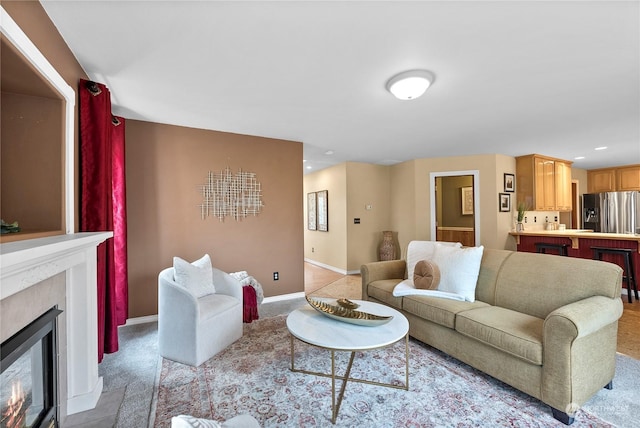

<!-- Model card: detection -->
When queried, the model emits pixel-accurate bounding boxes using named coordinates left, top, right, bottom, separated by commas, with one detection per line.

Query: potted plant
left=516, top=202, right=528, bottom=232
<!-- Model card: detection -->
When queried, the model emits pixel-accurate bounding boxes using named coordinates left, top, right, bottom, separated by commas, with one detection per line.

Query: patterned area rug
left=153, top=316, right=612, bottom=427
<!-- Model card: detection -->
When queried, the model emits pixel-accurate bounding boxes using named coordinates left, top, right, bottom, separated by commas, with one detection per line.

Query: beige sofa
left=361, top=247, right=623, bottom=425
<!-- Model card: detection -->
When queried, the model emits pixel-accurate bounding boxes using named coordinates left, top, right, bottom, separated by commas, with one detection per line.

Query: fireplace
left=1, top=307, right=62, bottom=428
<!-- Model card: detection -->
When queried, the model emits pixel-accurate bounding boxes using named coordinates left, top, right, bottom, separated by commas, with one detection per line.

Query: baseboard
left=262, top=291, right=305, bottom=304
left=124, top=315, right=158, bottom=326
left=304, top=258, right=360, bottom=275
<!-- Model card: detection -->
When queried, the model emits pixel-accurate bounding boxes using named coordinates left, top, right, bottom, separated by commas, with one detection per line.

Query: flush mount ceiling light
left=386, top=70, right=435, bottom=100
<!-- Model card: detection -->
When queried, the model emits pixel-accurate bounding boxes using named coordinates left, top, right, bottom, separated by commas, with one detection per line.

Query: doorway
left=430, top=170, right=480, bottom=246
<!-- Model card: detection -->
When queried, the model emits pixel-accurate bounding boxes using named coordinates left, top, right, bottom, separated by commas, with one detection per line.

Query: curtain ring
left=85, top=80, right=102, bottom=96
left=112, top=116, right=121, bottom=126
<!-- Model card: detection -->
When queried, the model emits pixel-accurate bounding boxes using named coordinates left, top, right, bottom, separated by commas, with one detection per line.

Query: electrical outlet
left=534, top=216, right=537, bottom=223
left=273, top=272, right=279, bottom=281
left=311, top=247, right=314, bottom=253
left=524, top=216, right=528, bottom=223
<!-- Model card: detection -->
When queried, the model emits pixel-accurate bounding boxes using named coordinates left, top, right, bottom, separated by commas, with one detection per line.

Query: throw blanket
left=242, top=285, right=259, bottom=323
left=392, top=279, right=466, bottom=301
left=229, top=271, right=264, bottom=304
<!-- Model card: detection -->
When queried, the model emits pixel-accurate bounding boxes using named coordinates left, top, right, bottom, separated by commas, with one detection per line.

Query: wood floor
left=304, top=262, right=640, bottom=360
left=619, top=299, right=640, bottom=359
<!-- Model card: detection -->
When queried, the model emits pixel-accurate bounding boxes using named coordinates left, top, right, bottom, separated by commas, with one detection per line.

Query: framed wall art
left=317, top=190, right=328, bottom=232
left=461, top=186, right=474, bottom=215
left=307, top=192, right=317, bottom=230
left=504, top=173, right=515, bottom=192
left=499, top=193, right=511, bottom=212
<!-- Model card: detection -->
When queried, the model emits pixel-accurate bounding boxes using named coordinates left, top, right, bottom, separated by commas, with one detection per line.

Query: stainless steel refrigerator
left=583, top=191, right=640, bottom=234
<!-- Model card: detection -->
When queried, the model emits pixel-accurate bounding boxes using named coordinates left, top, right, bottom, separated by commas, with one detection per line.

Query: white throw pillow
left=173, top=254, right=216, bottom=298
left=431, top=245, right=484, bottom=302
left=406, top=240, right=462, bottom=281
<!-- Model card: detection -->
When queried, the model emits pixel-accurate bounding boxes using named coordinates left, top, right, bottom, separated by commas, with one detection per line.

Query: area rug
left=153, top=316, right=615, bottom=427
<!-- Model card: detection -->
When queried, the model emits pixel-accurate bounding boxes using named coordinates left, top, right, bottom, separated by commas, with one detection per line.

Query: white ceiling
left=40, top=1, right=640, bottom=173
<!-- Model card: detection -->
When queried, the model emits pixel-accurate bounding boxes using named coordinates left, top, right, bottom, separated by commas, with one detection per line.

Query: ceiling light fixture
left=595, top=146, right=608, bottom=151
left=386, top=69, right=435, bottom=100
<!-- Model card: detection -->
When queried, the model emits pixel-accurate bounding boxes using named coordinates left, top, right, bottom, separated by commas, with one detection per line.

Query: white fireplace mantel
left=1, top=232, right=113, bottom=415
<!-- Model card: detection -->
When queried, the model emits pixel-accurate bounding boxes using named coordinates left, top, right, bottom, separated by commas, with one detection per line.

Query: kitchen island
left=510, top=229, right=639, bottom=297
left=510, top=229, right=640, bottom=252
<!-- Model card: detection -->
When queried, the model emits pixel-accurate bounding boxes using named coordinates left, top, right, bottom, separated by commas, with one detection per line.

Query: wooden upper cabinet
left=587, top=165, right=640, bottom=192
left=587, top=168, right=616, bottom=193
left=516, top=154, right=573, bottom=212
left=535, top=157, right=556, bottom=210
left=616, top=165, right=640, bottom=191
left=555, top=161, right=572, bottom=211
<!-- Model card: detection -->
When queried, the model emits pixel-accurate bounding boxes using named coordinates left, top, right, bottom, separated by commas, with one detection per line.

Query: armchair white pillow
left=173, top=254, right=216, bottom=298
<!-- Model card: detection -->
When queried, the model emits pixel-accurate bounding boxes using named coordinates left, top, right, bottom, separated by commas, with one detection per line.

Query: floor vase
left=378, top=231, right=396, bottom=261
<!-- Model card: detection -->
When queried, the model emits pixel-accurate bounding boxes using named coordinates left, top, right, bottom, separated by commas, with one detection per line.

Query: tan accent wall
left=1, top=93, right=63, bottom=232
left=126, top=120, right=304, bottom=317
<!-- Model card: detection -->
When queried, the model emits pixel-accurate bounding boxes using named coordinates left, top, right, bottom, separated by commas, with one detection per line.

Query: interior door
left=434, top=174, right=475, bottom=247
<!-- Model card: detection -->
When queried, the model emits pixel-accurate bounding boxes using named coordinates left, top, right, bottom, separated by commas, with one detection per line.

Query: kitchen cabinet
left=516, top=154, right=573, bottom=211
left=587, top=168, right=616, bottom=192
left=555, top=161, right=572, bottom=211
left=617, top=165, right=640, bottom=191
left=587, top=164, right=640, bottom=192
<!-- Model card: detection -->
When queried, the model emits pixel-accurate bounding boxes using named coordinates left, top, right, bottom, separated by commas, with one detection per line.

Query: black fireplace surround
left=1, top=307, right=62, bottom=428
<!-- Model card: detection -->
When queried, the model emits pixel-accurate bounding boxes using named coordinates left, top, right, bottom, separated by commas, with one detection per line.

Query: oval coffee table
left=286, top=298, right=409, bottom=424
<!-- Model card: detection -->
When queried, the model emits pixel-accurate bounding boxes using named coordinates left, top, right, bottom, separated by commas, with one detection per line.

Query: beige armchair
left=158, top=266, right=243, bottom=366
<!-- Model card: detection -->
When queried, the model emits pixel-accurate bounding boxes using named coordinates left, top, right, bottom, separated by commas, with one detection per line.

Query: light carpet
left=151, top=314, right=636, bottom=427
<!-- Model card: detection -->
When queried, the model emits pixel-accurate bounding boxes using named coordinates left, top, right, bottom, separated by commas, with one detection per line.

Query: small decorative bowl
left=336, top=298, right=360, bottom=310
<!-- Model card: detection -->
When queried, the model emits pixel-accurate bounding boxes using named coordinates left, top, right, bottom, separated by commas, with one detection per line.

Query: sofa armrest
left=212, top=267, right=243, bottom=302
left=361, top=260, right=406, bottom=299
left=541, top=295, right=623, bottom=409
left=544, top=295, right=623, bottom=340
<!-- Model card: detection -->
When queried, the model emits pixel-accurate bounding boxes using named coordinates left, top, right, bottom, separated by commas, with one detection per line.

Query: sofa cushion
left=413, top=260, right=440, bottom=289
left=493, top=251, right=623, bottom=319
left=455, top=306, right=543, bottom=365
left=367, top=279, right=404, bottom=310
left=402, top=295, right=490, bottom=329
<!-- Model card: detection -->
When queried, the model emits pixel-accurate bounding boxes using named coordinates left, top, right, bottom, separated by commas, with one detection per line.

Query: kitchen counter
left=509, top=229, right=640, bottom=252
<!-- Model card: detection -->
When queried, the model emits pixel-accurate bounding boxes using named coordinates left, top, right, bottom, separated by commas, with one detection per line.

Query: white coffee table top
left=286, top=298, right=408, bottom=351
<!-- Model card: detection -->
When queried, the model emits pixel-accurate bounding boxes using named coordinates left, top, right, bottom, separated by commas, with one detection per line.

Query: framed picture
left=461, top=186, right=473, bottom=215
left=307, top=192, right=317, bottom=230
left=504, top=173, right=515, bottom=192
left=499, top=193, right=511, bottom=212
left=317, top=190, right=328, bottom=232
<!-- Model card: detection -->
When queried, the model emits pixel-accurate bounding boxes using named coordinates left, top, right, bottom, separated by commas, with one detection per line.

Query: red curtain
left=79, top=79, right=128, bottom=362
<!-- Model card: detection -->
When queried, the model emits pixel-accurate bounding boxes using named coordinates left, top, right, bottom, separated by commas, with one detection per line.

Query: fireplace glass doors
left=1, top=307, right=61, bottom=428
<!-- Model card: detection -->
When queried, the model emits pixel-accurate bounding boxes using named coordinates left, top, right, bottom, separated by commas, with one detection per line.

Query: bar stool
left=591, top=247, right=638, bottom=303
left=535, top=243, right=569, bottom=256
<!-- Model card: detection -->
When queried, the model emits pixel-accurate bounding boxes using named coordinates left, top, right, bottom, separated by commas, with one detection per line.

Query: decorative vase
left=378, top=231, right=396, bottom=261
left=516, top=222, right=524, bottom=232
